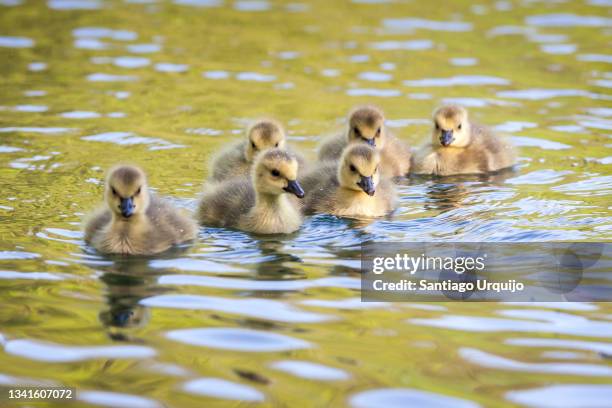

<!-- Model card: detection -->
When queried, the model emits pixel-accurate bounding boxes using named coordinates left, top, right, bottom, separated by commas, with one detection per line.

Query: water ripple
left=410, top=310, right=612, bottom=338
left=4, top=338, right=156, bottom=362
left=552, top=176, right=612, bottom=197
left=77, top=390, right=162, bottom=408
left=404, top=75, right=509, bottom=87
left=346, top=88, right=401, bottom=97
left=383, top=18, right=473, bottom=32
left=234, top=0, right=269, bottom=11
left=511, top=136, right=571, bottom=150
left=0, top=271, right=63, bottom=280
left=183, top=377, right=264, bottom=401
left=0, top=251, right=40, bottom=260
left=166, top=328, right=310, bottom=352
left=236, top=72, right=276, bottom=82
left=159, top=274, right=360, bottom=290
left=113, top=56, right=150, bottom=68
left=81, top=131, right=184, bottom=150
left=0, top=126, right=73, bottom=134
left=506, top=170, right=573, bottom=185
left=150, top=258, right=246, bottom=273
left=526, top=14, right=612, bottom=28
left=460, top=347, right=612, bottom=376
left=271, top=360, right=350, bottom=381
left=174, top=0, right=222, bottom=6
left=505, top=338, right=612, bottom=355
left=497, top=88, right=606, bottom=100
left=73, top=27, right=137, bottom=41
left=350, top=388, right=480, bottom=408
left=141, top=294, right=333, bottom=323
left=0, top=36, right=33, bottom=48
left=87, top=73, right=139, bottom=82
left=369, top=40, right=432, bottom=50
left=48, top=0, right=103, bottom=10
left=506, top=384, right=612, bottom=408
left=154, top=63, right=188, bottom=72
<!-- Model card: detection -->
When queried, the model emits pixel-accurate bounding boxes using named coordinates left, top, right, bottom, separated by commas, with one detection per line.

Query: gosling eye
left=251, top=141, right=256, bottom=149
left=457, top=123, right=462, bottom=130
left=271, top=169, right=280, bottom=177
left=274, top=142, right=279, bottom=147
left=111, top=187, right=117, bottom=196
left=375, top=127, right=381, bottom=137
left=349, top=164, right=357, bottom=173
left=135, top=187, right=141, bottom=196
left=435, top=122, right=440, bottom=130
left=353, top=127, right=361, bottom=138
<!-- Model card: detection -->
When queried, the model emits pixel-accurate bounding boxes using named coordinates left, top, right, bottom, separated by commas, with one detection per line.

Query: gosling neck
left=255, top=191, right=287, bottom=208
left=111, top=212, right=145, bottom=224
left=340, top=186, right=372, bottom=198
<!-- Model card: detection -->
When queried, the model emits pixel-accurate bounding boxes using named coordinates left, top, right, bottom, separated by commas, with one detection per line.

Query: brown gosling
left=198, top=148, right=305, bottom=234
left=411, top=105, right=516, bottom=176
left=317, top=106, right=412, bottom=177
left=301, top=144, right=396, bottom=218
left=208, top=119, right=305, bottom=183
left=84, top=165, right=198, bottom=255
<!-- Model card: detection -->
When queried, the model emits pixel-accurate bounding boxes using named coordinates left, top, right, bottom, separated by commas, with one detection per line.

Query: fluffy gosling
left=84, top=165, right=198, bottom=255
left=198, top=148, right=305, bottom=234
left=302, top=144, right=396, bottom=218
left=411, top=105, right=516, bottom=176
left=209, top=119, right=304, bottom=182
left=317, top=106, right=412, bottom=177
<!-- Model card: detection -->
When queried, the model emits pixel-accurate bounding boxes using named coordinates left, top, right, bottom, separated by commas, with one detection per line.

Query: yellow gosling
left=317, top=106, right=412, bottom=177
left=208, top=119, right=305, bottom=182
left=198, top=148, right=305, bottom=234
left=411, top=105, right=516, bottom=176
left=84, top=165, right=198, bottom=255
left=302, top=144, right=396, bottom=218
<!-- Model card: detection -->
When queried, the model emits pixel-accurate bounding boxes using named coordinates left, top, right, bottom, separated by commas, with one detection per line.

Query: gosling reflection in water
left=253, top=238, right=304, bottom=282
left=416, top=170, right=517, bottom=214
left=424, top=183, right=469, bottom=213
left=97, top=255, right=175, bottom=339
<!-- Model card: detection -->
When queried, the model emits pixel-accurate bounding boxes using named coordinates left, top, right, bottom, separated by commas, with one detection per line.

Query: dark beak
left=357, top=176, right=375, bottom=196
left=364, top=138, right=376, bottom=147
left=284, top=179, right=305, bottom=198
left=120, top=197, right=134, bottom=218
left=440, top=130, right=454, bottom=147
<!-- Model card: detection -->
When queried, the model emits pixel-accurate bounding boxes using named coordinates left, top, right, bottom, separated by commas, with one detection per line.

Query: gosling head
left=252, top=148, right=304, bottom=198
left=245, top=119, right=286, bottom=161
left=347, top=106, right=386, bottom=150
left=105, top=165, right=149, bottom=219
left=432, top=105, right=471, bottom=148
left=338, top=144, right=380, bottom=196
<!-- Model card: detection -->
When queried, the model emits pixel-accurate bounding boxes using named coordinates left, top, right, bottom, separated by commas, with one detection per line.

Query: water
left=0, top=0, right=611, bottom=407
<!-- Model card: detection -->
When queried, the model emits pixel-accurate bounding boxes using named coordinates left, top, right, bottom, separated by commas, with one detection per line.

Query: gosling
left=302, top=144, right=396, bottom=218
left=84, top=165, right=198, bottom=255
left=198, top=148, right=305, bottom=234
left=317, top=106, right=412, bottom=177
left=411, top=105, right=516, bottom=176
left=208, top=119, right=304, bottom=183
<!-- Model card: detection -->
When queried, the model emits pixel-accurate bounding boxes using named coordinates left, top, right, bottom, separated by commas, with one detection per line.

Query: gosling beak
left=357, top=176, right=375, bottom=196
left=284, top=179, right=305, bottom=198
left=364, top=138, right=376, bottom=147
left=440, top=130, right=454, bottom=147
left=120, top=197, right=135, bottom=218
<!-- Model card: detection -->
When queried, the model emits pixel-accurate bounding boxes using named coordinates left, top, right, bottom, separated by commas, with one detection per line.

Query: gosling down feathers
left=84, top=165, right=198, bottom=255
left=208, top=119, right=304, bottom=183
left=317, top=106, right=412, bottom=177
left=411, top=105, right=516, bottom=176
left=198, top=148, right=305, bottom=234
left=301, top=144, right=396, bottom=218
